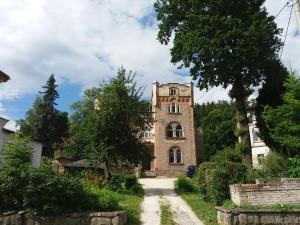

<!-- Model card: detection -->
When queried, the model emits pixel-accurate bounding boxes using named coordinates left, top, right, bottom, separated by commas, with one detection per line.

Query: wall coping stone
left=216, top=206, right=300, bottom=214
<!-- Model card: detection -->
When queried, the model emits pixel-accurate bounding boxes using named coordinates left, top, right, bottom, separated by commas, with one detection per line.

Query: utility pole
left=293, top=0, right=300, bottom=33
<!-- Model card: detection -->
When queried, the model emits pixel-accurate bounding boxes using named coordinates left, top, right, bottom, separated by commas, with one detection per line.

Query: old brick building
left=142, top=81, right=200, bottom=176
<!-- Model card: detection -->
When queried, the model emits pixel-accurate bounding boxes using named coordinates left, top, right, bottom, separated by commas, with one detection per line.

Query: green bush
left=197, top=161, right=247, bottom=205
left=175, top=176, right=195, bottom=192
left=260, top=152, right=288, bottom=178
left=108, top=173, right=138, bottom=191
left=84, top=186, right=118, bottom=210
left=0, top=135, right=118, bottom=214
left=124, top=174, right=138, bottom=190
left=107, top=173, right=126, bottom=191
left=287, top=158, right=300, bottom=178
left=210, top=147, right=241, bottom=163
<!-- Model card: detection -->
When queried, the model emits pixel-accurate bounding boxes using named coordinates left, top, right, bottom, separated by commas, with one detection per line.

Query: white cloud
left=0, top=0, right=299, bottom=114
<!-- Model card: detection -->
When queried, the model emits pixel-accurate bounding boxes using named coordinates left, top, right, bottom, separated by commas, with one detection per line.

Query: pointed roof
left=0, top=71, right=10, bottom=83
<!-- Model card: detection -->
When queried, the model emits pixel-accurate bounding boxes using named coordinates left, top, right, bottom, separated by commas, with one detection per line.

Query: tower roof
left=0, top=71, right=10, bottom=83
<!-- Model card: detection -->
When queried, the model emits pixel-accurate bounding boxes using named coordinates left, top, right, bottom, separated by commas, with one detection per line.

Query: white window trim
left=169, top=147, right=183, bottom=164
left=169, top=103, right=180, bottom=114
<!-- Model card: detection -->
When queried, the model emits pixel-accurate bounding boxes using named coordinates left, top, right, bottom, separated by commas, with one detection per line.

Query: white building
left=249, top=120, right=271, bottom=168
left=0, top=117, right=42, bottom=167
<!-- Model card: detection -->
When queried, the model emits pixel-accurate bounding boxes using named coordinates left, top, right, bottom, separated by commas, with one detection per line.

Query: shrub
left=124, top=174, right=138, bottom=190
left=108, top=173, right=138, bottom=191
left=196, top=161, right=247, bottom=205
left=84, top=187, right=118, bottom=210
left=107, top=173, right=126, bottom=191
left=175, top=176, right=195, bottom=193
left=260, top=152, right=288, bottom=179
left=24, top=167, right=87, bottom=215
left=0, top=135, right=119, bottom=214
left=287, top=158, right=300, bottom=178
left=210, top=147, right=241, bottom=163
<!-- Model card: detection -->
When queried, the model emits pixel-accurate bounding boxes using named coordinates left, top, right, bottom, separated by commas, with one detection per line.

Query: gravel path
left=139, top=178, right=204, bottom=225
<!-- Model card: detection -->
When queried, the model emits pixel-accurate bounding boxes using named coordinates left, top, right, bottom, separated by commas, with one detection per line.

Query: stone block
left=238, top=213, right=248, bottom=225
left=91, top=217, right=112, bottom=225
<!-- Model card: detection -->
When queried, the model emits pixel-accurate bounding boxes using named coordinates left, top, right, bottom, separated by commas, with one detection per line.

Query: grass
left=160, top=201, right=177, bottom=225
left=223, top=200, right=300, bottom=212
left=116, top=189, right=144, bottom=225
left=178, top=191, right=218, bottom=225
left=175, top=177, right=218, bottom=225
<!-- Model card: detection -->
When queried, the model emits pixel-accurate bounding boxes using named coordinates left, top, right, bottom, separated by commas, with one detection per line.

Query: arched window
left=175, top=124, right=183, bottom=138
left=166, top=123, right=185, bottom=138
left=169, top=147, right=182, bottom=164
left=166, top=124, right=173, bottom=138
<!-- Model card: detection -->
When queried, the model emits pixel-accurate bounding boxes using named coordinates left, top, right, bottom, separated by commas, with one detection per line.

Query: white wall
left=0, top=117, right=42, bottom=167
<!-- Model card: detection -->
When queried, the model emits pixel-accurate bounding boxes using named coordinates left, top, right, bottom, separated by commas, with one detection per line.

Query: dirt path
left=139, top=178, right=204, bottom=225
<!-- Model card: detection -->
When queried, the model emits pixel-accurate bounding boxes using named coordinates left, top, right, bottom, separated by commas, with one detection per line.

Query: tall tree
left=68, top=67, right=151, bottom=179
left=256, top=61, right=288, bottom=151
left=18, top=75, right=69, bottom=158
left=154, top=0, right=283, bottom=166
left=263, top=72, right=300, bottom=157
left=194, top=101, right=237, bottom=160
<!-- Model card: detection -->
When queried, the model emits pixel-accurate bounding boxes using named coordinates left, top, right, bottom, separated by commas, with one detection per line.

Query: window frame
left=170, top=88, right=177, bottom=97
left=165, top=123, right=185, bottom=139
left=169, top=146, right=183, bottom=164
left=169, top=103, right=180, bottom=114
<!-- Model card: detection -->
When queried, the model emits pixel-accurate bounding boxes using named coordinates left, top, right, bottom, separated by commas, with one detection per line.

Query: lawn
left=179, top=192, right=218, bottom=225
left=116, top=191, right=144, bottom=225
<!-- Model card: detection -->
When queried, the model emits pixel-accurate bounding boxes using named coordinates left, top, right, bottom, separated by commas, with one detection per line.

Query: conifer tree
left=18, top=75, right=68, bottom=158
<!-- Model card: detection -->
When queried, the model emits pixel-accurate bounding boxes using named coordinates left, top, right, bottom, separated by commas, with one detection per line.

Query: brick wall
left=230, top=178, right=300, bottom=206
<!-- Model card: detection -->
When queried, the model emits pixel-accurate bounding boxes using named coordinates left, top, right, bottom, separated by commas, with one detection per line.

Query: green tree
left=154, top=0, right=283, bottom=166
left=69, top=68, right=151, bottom=179
left=263, top=72, right=300, bottom=156
left=194, top=101, right=237, bottom=160
left=18, top=75, right=69, bottom=158
left=256, top=61, right=288, bottom=151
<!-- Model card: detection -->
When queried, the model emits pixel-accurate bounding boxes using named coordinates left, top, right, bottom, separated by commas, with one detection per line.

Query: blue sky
left=0, top=0, right=299, bottom=128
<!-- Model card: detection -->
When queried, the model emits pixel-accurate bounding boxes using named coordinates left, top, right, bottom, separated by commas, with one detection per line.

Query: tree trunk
left=103, top=161, right=112, bottom=180
left=232, top=80, right=252, bottom=167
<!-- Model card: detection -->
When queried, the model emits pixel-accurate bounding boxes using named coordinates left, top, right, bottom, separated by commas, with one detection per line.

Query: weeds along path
left=139, top=178, right=204, bottom=225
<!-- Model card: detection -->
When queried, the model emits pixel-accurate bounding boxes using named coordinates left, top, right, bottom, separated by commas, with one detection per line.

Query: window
left=175, top=124, right=183, bottom=138
left=169, top=147, right=182, bottom=164
left=170, top=88, right=177, bottom=96
left=144, top=130, right=153, bottom=138
left=169, top=149, right=175, bottom=163
left=258, top=154, right=265, bottom=164
left=252, top=128, right=260, bottom=142
left=169, top=103, right=180, bottom=113
left=165, top=123, right=184, bottom=138
left=166, top=124, right=173, bottom=138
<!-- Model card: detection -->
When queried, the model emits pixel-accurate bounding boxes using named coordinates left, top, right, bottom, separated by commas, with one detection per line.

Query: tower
left=149, top=81, right=198, bottom=176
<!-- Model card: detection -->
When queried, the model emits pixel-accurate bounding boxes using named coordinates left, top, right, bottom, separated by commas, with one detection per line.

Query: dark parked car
left=186, top=165, right=196, bottom=178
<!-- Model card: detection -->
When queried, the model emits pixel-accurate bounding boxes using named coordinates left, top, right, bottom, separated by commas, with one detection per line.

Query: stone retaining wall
left=216, top=207, right=300, bottom=225
left=0, top=211, right=127, bottom=225
left=230, top=178, right=300, bottom=206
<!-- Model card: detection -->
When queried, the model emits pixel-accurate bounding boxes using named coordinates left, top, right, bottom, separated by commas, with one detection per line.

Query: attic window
left=170, top=88, right=177, bottom=96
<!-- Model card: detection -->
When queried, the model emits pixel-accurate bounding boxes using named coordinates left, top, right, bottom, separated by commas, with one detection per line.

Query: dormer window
left=169, top=103, right=180, bottom=113
left=170, top=88, right=177, bottom=96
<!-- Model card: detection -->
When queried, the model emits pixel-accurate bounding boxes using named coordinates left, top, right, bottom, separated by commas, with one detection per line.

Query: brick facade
left=230, top=178, right=300, bottom=206
left=142, top=82, right=199, bottom=176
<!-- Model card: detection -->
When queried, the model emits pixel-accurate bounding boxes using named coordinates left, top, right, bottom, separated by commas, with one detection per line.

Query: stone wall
left=230, top=178, right=300, bottom=206
left=0, top=211, right=127, bottom=225
left=216, top=207, right=300, bottom=225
